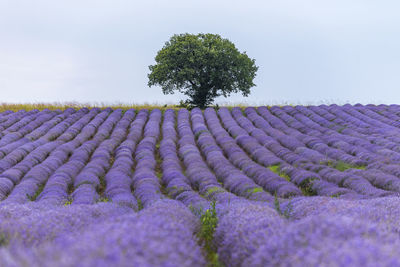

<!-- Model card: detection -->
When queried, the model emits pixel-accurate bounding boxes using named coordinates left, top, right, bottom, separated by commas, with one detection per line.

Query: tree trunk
left=191, top=87, right=210, bottom=109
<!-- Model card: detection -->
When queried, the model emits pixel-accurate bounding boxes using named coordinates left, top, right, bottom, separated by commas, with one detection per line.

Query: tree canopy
left=148, top=33, right=258, bottom=108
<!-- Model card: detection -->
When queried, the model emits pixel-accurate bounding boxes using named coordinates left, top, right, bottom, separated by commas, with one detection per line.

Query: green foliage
left=189, top=204, right=204, bottom=218
left=0, top=233, right=8, bottom=247
left=299, top=178, right=318, bottom=196
left=335, top=161, right=352, bottom=171
left=199, top=201, right=223, bottom=267
left=246, top=187, right=263, bottom=194
left=268, top=164, right=280, bottom=173
left=27, top=183, right=45, bottom=201
left=207, top=186, right=222, bottom=194
left=274, top=192, right=282, bottom=215
left=335, top=161, right=366, bottom=171
left=167, top=186, right=187, bottom=198
left=252, top=187, right=263, bottom=193
left=274, top=193, right=293, bottom=219
left=207, top=253, right=222, bottom=267
left=148, top=33, right=258, bottom=108
left=97, top=175, right=106, bottom=195
left=283, top=201, right=293, bottom=219
left=205, top=187, right=226, bottom=199
left=195, top=129, right=209, bottom=139
left=323, top=160, right=366, bottom=172
left=97, top=197, right=110, bottom=203
left=67, top=183, right=74, bottom=194
left=137, top=199, right=143, bottom=210
left=268, top=164, right=291, bottom=181
left=177, top=100, right=192, bottom=110
left=200, top=202, right=218, bottom=246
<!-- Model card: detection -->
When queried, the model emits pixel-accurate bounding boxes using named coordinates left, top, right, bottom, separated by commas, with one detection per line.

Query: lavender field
left=1, top=104, right=400, bottom=266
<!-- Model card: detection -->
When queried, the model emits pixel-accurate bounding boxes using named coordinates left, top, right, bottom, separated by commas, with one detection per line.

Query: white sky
left=0, top=0, right=399, bottom=105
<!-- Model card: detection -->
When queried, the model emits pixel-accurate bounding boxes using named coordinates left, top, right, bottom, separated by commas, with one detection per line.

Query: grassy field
left=0, top=99, right=362, bottom=112
left=0, top=102, right=255, bottom=112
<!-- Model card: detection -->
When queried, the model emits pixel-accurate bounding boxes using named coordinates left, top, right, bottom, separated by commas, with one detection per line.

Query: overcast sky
left=0, top=0, right=399, bottom=105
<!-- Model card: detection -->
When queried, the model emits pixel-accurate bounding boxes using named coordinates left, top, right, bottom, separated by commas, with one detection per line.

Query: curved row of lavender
left=0, top=104, right=400, bottom=266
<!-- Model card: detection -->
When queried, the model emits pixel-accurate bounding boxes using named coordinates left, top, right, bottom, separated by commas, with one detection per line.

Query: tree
left=148, top=33, right=258, bottom=109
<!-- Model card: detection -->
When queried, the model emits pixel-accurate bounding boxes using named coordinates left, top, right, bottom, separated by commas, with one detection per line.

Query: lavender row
left=160, top=109, right=209, bottom=210
left=191, top=108, right=273, bottom=201
left=252, top=107, right=398, bottom=196
left=37, top=109, right=133, bottom=205
left=280, top=105, right=400, bottom=181
left=0, top=109, right=106, bottom=203
left=0, top=110, right=37, bottom=134
left=1, top=105, right=400, bottom=205
left=216, top=107, right=301, bottom=197
left=0, top=109, right=76, bottom=159
left=69, top=109, right=131, bottom=204
left=0, top=110, right=56, bottom=148
left=257, top=106, right=364, bottom=164
left=177, top=108, right=240, bottom=204
left=3, top=109, right=111, bottom=204
left=0, top=108, right=91, bottom=174
left=302, top=105, right=399, bottom=161
left=132, top=109, right=165, bottom=208
left=103, top=109, right=149, bottom=208
left=0, top=109, right=92, bottom=201
left=230, top=107, right=362, bottom=197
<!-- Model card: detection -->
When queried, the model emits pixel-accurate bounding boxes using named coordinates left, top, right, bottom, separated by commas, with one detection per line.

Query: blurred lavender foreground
left=216, top=197, right=400, bottom=267
left=2, top=105, right=400, bottom=266
left=0, top=200, right=205, bottom=267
